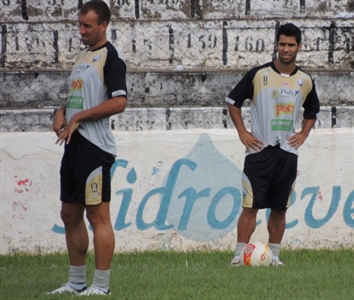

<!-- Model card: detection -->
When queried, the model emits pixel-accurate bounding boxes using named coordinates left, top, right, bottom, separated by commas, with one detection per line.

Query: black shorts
left=60, top=131, right=115, bottom=205
left=242, top=145, right=297, bottom=211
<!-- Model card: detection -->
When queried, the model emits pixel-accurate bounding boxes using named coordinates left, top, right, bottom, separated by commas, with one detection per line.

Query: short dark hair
left=80, top=0, right=110, bottom=25
left=276, top=23, right=302, bottom=44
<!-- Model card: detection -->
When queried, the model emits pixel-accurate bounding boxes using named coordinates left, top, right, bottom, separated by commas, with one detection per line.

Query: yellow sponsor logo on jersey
left=70, top=78, right=83, bottom=93
left=275, top=102, right=294, bottom=116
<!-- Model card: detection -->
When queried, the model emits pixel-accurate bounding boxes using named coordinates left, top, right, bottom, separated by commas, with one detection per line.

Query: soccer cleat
left=230, top=257, right=241, bottom=267
left=79, top=285, right=111, bottom=296
left=46, top=282, right=87, bottom=294
left=271, top=258, right=284, bottom=267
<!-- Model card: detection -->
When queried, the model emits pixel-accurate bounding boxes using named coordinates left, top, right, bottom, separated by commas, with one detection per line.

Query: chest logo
left=275, top=102, right=294, bottom=117
left=297, top=79, right=304, bottom=87
left=74, top=64, right=90, bottom=75
left=92, top=54, right=101, bottom=63
left=70, top=78, right=83, bottom=92
left=271, top=90, right=280, bottom=99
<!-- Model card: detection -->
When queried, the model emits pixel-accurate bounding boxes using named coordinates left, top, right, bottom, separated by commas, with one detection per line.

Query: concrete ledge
left=1, top=106, right=353, bottom=132
left=0, top=71, right=353, bottom=109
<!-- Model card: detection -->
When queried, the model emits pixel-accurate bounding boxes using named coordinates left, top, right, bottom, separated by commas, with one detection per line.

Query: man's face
left=78, top=10, right=107, bottom=49
left=276, top=35, right=302, bottom=65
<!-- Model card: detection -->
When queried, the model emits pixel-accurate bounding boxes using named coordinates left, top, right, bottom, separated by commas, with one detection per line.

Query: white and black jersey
left=66, top=42, right=127, bottom=155
left=226, top=61, right=320, bottom=156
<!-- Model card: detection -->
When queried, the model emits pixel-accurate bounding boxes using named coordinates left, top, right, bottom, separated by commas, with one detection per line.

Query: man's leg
left=86, top=202, right=114, bottom=270
left=268, top=208, right=286, bottom=243
left=47, top=201, right=88, bottom=294
left=237, top=207, right=259, bottom=243
left=62, top=201, right=88, bottom=289
left=61, top=201, right=88, bottom=266
left=231, top=208, right=258, bottom=266
left=85, top=202, right=114, bottom=294
left=268, top=208, right=287, bottom=266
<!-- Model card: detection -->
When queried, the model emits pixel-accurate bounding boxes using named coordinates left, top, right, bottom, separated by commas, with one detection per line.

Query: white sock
left=269, top=243, right=281, bottom=258
left=92, top=269, right=110, bottom=292
left=69, top=265, right=86, bottom=290
left=234, top=242, right=247, bottom=258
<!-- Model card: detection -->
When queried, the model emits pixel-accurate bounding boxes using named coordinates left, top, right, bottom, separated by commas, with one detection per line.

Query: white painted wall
left=1, top=128, right=353, bottom=254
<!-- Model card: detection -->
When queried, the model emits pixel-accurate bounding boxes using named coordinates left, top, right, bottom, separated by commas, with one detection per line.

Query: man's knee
left=241, top=208, right=259, bottom=218
left=60, top=202, right=84, bottom=225
left=86, top=206, right=110, bottom=227
left=270, top=209, right=287, bottom=218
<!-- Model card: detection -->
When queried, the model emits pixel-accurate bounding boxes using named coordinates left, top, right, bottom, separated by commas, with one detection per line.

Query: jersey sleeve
left=104, top=45, right=127, bottom=100
left=302, top=78, right=320, bottom=119
left=225, top=69, right=256, bottom=108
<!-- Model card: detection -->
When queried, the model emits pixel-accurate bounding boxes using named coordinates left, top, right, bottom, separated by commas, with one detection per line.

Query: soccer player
left=48, top=0, right=127, bottom=295
left=226, top=23, right=320, bottom=266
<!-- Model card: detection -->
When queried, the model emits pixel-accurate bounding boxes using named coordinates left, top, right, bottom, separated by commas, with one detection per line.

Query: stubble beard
left=278, top=54, right=297, bottom=65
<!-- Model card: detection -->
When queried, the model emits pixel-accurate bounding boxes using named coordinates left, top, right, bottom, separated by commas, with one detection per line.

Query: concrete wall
left=0, top=1, right=354, bottom=109
left=1, top=70, right=354, bottom=109
left=1, top=106, right=354, bottom=132
left=1, top=128, right=353, bottom=254
left=1, top=1, right=354, bottom=69
left=2, top=19, right=354, bottom=69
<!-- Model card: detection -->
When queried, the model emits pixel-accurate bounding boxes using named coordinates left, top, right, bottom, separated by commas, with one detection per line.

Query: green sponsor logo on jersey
left=67, top=95, right=84, bottom=109
left=271, top=119, right=293, bottom=131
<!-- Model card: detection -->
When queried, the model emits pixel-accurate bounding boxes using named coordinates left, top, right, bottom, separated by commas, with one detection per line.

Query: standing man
left=226, top=23, right=320, bottom=267
left=48, top=0, right=127, bottom=295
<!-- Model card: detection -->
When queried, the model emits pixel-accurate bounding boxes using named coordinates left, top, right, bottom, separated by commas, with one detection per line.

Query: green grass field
left=1, top=249, right=353, bottom=299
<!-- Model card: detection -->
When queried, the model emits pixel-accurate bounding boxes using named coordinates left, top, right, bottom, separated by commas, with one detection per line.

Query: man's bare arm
left=227, top=103, right=264, bottom=152
left=56, top=96, right=126, bottom=145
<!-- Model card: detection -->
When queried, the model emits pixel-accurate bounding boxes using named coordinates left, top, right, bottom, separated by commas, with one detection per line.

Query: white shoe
left=230, top=257, right=241, bottom=267
left=271, top=258, right=284, bottom=266
left=79, top=285, right=111, bottom=296
left=46, top=282, right=87, bottom=294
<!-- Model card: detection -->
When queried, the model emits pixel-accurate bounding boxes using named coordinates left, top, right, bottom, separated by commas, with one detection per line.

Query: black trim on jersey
left=295, top=66, right=320, bottom=120
left=83, top=42, right=128, bottom=100
left=302, top=80, right=320, bottom=119
left=270, top=61, right=299, bottom=76
left=85, top=42, right=108, bottom=53
left=104, top=42, right=127, bottom=100
left=227, top=62, right=271, bottom=108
